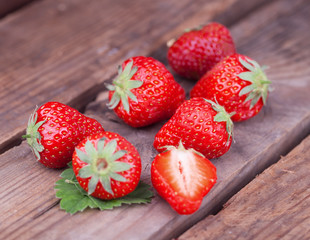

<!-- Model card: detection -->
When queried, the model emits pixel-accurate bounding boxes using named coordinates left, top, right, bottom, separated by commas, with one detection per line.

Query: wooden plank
left=0, top=0, right=249, bottom=154
left=0, top=0, right=34, bottom=18
left=179, top=135, right=310, bottom=240
left=0, top=0, right=309, bottom=239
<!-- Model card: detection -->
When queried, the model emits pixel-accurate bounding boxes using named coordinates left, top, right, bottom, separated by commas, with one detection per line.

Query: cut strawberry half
left=151, top=142, right=217, bottom=215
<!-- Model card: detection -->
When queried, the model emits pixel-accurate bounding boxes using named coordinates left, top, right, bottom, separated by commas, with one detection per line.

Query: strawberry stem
left=22, top=134, right=32, bottom=139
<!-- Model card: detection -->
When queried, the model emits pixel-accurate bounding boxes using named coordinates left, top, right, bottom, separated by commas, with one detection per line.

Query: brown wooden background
left=0, top=0, right=309, bottom=239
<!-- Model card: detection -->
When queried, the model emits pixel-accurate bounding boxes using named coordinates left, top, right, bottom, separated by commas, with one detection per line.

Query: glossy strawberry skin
left=168, top=22, right=235, bottom=80
left=151, top=146, right=217, bottom=214
left=154, top=98, right=232, bottom=159
left=108, top=56, right=185, bottom=127
left=190, top=54, right=265, bottom=121
left=29, top=102, right=104, bottom=168
left=72, top=131, right=141, bottom=200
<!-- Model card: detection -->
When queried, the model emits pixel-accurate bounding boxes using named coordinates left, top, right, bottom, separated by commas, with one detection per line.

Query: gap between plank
left=0, top=0, right=40, bottom=19
left=32, top=200, right=60, bottom=219
left=0, top=82, right=106, bottom=156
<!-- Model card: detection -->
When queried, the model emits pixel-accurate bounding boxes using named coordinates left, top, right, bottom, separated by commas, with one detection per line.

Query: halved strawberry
left=151, top=142, right=217, bottom=215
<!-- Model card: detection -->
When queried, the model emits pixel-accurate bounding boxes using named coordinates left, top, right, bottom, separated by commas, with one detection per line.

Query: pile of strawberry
left=24, top=22, right=271, bottom=215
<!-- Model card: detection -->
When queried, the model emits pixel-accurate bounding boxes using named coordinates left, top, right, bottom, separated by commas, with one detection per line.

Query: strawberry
left=24, top=102, right=104, bottom=168
left=167, top=22, right=236, bottom=80
left=151, top=142, right=217, bottom=214
left=154, top=97, right=233, bottom=159
left=190, top=54, right=271, bottom=121
left=72, top=131, right=141, bottom=200
left=106, top=56, right=185, bottom=127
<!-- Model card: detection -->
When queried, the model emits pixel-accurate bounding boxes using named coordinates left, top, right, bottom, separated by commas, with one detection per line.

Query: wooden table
left=1, top=0, right=309, bottom=239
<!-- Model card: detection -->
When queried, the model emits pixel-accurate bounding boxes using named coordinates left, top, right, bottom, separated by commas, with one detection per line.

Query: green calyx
left=184, top=24, right=204, bottom=33
left=160, top=140, right=205, bottom=158
left=106, top=61, right=143, bottom=113
left=204, top=99, right=234, bottom=145
left=76, top=137, right=132, bottom=195
left=238, top=57, right=271, bottom=109
left=22, top=107, right=45, bottom=160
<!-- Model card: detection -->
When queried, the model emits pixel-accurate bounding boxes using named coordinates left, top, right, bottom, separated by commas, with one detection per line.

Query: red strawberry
left=106, top=56, right=185, bottom=128
left=190, top=54, right=271, bottom=121
left=72, top=131, right=141, bottom=200
left=24, top=102, right=104, bottom=168
left=151, top=142, right=217, bottom=214
left=167, top=22, right=236, bottom=80
left=154, top=97, right=233, bottom=159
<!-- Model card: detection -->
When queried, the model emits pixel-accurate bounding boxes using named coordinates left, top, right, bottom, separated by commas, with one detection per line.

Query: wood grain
left=0, top=0, right=262, bottom=239
left=0, top=0, right=35, bottom=18
left=179, top=135, right=310, bottom=240
left=0, top=0, right=248, bottom=154
left=1, top=0, right=310, bottom=239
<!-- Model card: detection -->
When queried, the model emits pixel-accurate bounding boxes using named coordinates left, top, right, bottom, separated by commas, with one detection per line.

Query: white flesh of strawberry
left=166, top=149, right=211, bottom=200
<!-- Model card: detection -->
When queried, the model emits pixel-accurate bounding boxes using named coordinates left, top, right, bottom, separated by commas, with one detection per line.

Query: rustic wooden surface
left=179, top=135, right=310, bottom=240
left=0, top=0, right=310, bottom=239
left=0, top=0, right=251, bottom=154
left=0, top=0, right=34, bottom=18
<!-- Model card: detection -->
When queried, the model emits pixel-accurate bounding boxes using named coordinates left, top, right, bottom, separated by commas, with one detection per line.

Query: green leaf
left=213, top=112, right=228, bottom=122
left=78, top=165, right=93, bottom=178
left=110, top=161, right=132, bottom=172
left=126, top=90, right=138, bottom=102
left=117, top=65, right=122, bottom=75
left=110, top=172, right=127, bottom=182
left=123, top=61, right=134, bottom=76
left=128, top=66, right=139, bottom=80
left=110, top=150, right=127, bottom=161
left=60, top=167, right=75, bottom=180
left=121, top=94, right=130, bottom=113
left=239, top=85, right=255, bottom=96
left=96, top=137, right=107, bottom=154
left=88, top=175, right=100, bottom=194
left=100, top=175, right=113, bottom=195
left=105, top=83, right=116, bottom=91
left=127, top=80, right=143, bottom=89
left=239, top=57, right=255, bottom=72
left=54, top=167, right=153, bottom=214
left=238, top=72, right=254, bottom=82
left=262, top=90, right=268, bottom=105
left=101, top=139, right=117, bottom=157
left=126, top=182, right=154, bottom=199
left=86, top=141, right=98, bottom=158
left=75, top=148, right=91, bottom=164
left=107, top=92, right=121, bottom=109
left=250, top=94, right=261, bottom=109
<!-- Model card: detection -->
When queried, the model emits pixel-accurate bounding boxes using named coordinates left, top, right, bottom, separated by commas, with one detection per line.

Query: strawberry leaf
left=55, top=165, right=153, bottom=214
